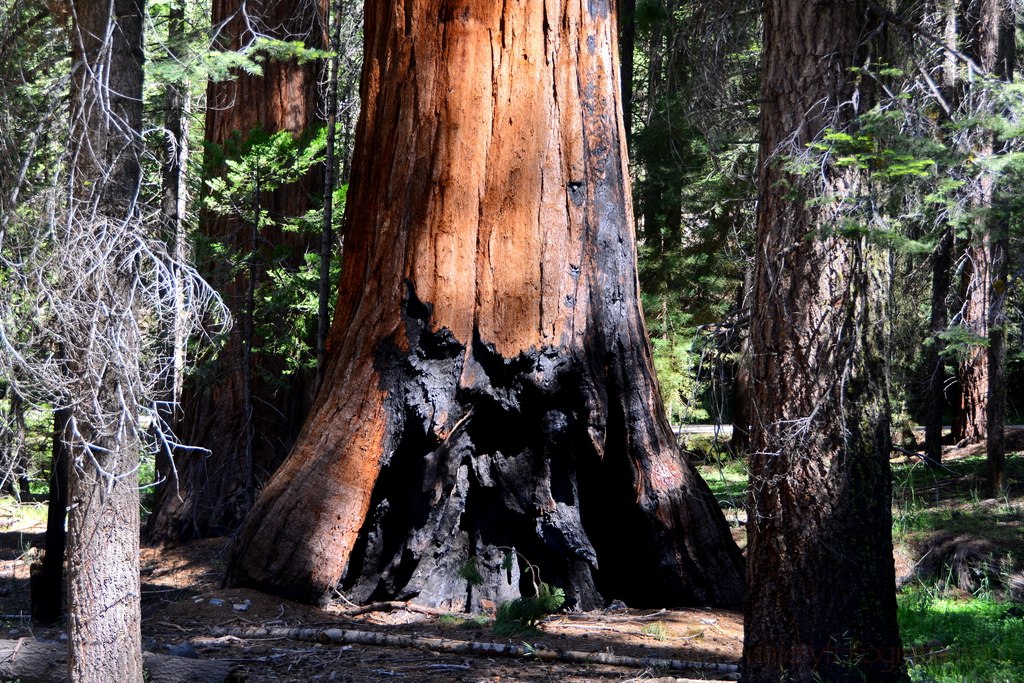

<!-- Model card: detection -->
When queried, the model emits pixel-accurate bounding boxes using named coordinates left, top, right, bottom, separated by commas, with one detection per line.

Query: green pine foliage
left=201, top=127, right=341, bottom=378
left=145, top=2, right=329, bottom=88
left=630, top=0, right=760, bottom=426
left=203, top=128, right=328, bottom=226
left=492, top=581, right=566, bottom=637
left=491, top=550, right=566, bottom=636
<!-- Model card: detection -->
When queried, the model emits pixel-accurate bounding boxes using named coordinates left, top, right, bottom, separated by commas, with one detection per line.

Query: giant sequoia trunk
left=147, top=0, right=325, bottom=542
left=227, top=0, right=744, bottom=611
left=743, top=2, right=904, bottom=681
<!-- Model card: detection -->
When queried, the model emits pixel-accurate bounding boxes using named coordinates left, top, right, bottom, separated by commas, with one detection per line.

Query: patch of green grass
left=891, top=454, right=1024, bottom=556
left=437, top=614, right=491, bottom=629
left=892, top=454, right=1024, bottom=505
left=899, top=505, right=1024, bottom=546
left=697, top=459, right=748, bottom=506
left=682, top=433, right=733, bottom=461
left=461, top=615, right=491, bottom=629
left=0, top=497, right=48, bottom=528
left=640, top=621, right=669, bottom=641
left=899, top=587, right=1024, bottom=683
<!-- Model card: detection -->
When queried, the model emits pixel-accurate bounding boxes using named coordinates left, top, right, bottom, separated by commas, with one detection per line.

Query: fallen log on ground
left=209, top=624, right=741, bottom=676
left=339, top=599, right=453, bottom=617
left=0, top=638, right=237, bottom=683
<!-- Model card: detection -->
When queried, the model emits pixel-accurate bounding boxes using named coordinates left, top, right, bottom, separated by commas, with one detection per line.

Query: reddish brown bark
left=744, top=2, right=904, bottom=681
left=147, top=0, right=325, bottom=542
left=956, top=252, right=990, bottom=445
left=950, top=0, right=1016, bottom=496
left=953, top=0, right=1004, bottom=447
left=227, top=0, right=743, bottom=611
left=983, top=0, right=1014, bottom=495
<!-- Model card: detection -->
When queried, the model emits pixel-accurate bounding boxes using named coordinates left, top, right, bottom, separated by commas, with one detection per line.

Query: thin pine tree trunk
left=925, top=228, right=953, bottom=466
left=316, top=0, right=345, bottom=384
left=984, top=0, right=1014, bottom=497
left=66, top=0, right=146, bottom=677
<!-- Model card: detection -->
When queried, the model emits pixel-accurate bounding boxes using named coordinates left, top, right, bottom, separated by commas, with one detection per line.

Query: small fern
left=493, top=581, right=565, bottom=636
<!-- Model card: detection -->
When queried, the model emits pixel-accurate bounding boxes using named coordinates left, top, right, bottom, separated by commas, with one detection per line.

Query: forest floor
left=1, top=518, right=743, bottom=681
left=1, top=431, right=1022, bottom=682
left=0, top=529, right=745, bottom=681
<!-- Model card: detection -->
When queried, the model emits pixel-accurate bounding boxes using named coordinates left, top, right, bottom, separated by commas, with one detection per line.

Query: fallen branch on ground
left=552, top=608, right=670, bottom=623
left=209, top=624, right=740, bottom=675
left=340, top=600, right=453, bottom=618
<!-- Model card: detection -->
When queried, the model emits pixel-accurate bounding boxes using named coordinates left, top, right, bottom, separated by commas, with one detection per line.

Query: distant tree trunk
left=66, top=0, right=145, bottom=679
left=636, top=10, right=684, bottom=345
left=729, top=267, right=754, bottom=457
left=744, top=2, right=904, bottom=681
left=162, top=0, right=190, bottom=409
left=953, top=0, right=1005, bottom=447
left=147, top=0, right=325, bottom=543
left=32, top=408, right=70, bottom=625
left=987, top=220, right=1008, bottom=495
left=925, top=228, right=953, bottom=466
left=619, top=0, right=635, bottom=145
left=957, top=252, right=990, bottom=443
left=0, top=385, right=8, bottom=493
left=985, top=0, right=1014, bottom=496
left=152, top=0, right=191, bottom=506
left=1, top=385, right=29, bottom=501
left=925, top=0, right=959, bottom=464
left=11, top=390, right=29, bottom=500
left=316, top=0, right=345, bottom=382
left=228, top=0, right=744, bottom=611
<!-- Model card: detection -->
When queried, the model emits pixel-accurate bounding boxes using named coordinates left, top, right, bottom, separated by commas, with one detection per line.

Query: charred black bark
left=340, top=285, right=741, bottom=611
